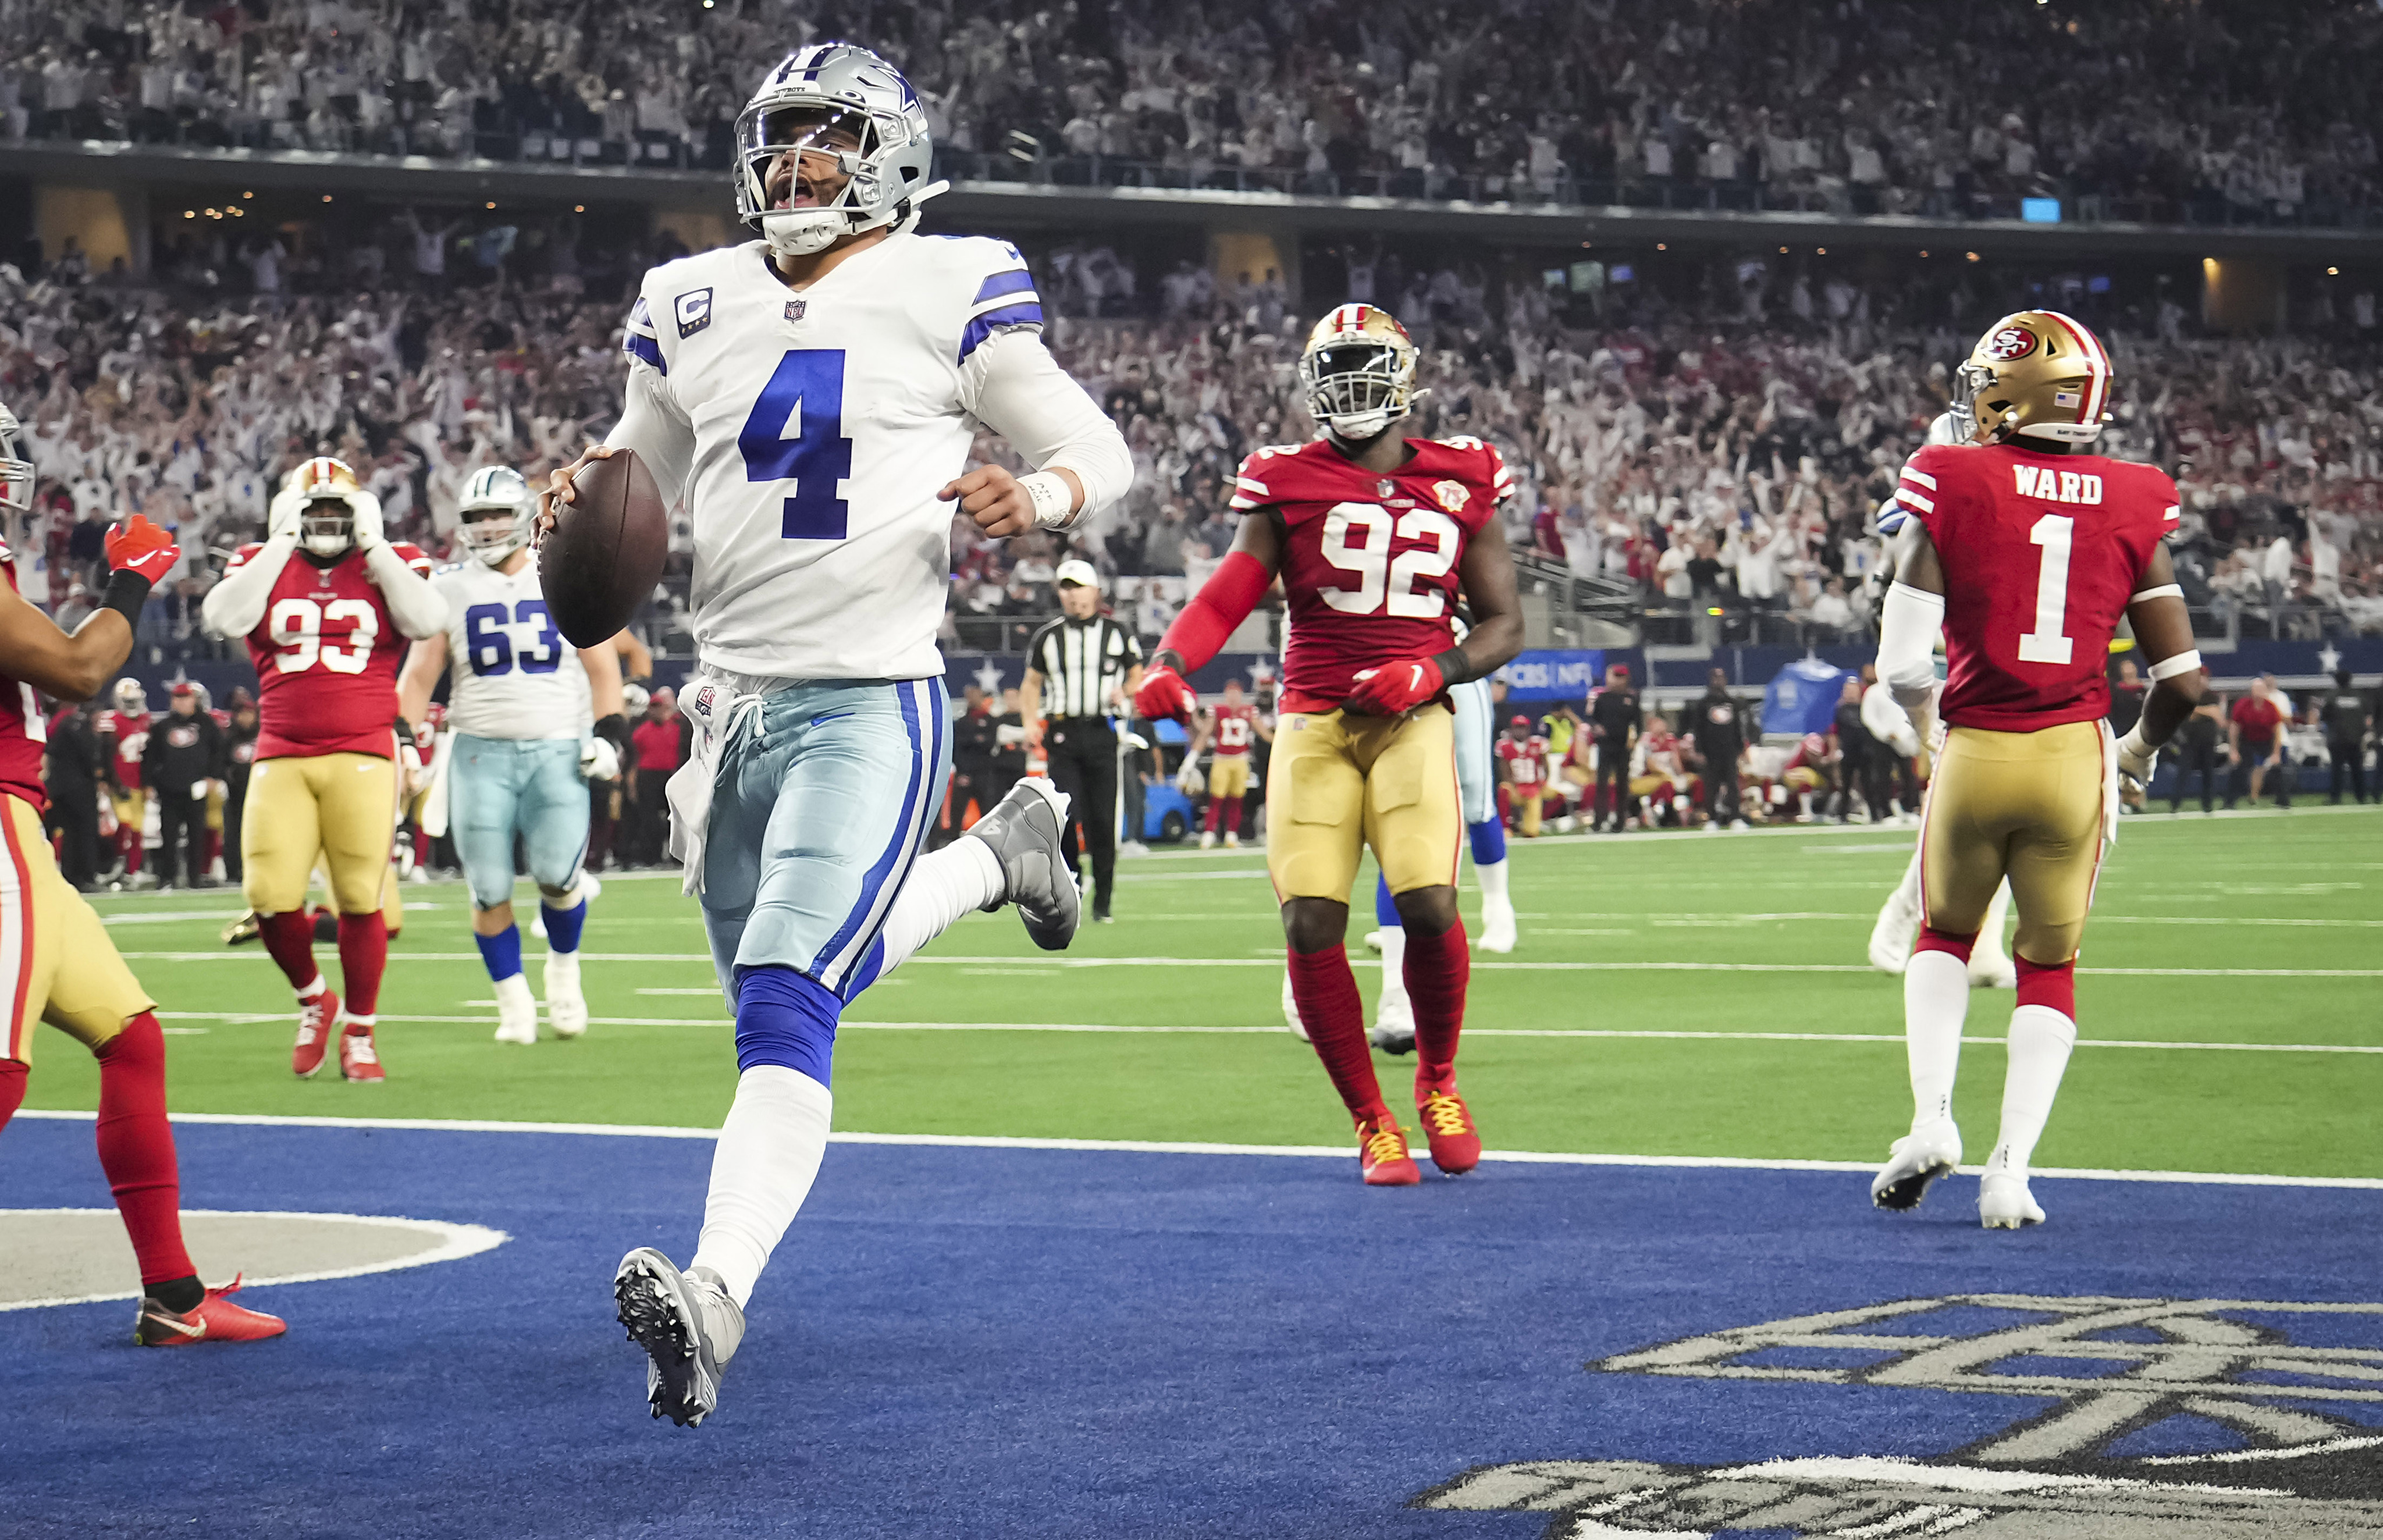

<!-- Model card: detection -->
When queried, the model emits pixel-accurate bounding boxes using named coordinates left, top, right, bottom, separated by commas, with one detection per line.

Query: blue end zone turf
left=4, top=1119, right=2380, bottom=1538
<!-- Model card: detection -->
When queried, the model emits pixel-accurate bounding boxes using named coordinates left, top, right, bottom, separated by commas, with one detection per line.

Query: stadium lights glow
left=243, top=190, right=254, bottom=199
left=2329, top=266, right=2341, bottom=275
left=183, top=210, right=195, bottom=219
left=1965, top=251, right=1980, bottom=262
left=575, top=204, right=586, bottom=214
left=322, top=195, right=333, bottom=202
left=1816, top=247, right=1826, bottom=255
left=1656, top=242, right=1667, bottom=251
left=485, top=201, right=496, bottom=210
left=1779, top=246, right=1788, bottom=254
left=1920, top=250, right=1930, bottom=258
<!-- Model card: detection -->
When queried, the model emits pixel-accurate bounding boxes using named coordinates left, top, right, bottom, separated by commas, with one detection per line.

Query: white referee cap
left=1054, top=559, right=1100, bottom=589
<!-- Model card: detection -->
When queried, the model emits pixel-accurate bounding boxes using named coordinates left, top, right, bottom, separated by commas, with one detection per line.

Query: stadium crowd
left=8, top=0, right=2382, bottom=222
left=5, top=227, right=2383, bottom=661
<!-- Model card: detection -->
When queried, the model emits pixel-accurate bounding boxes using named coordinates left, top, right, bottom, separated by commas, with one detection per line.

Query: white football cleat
left=1979, top=1171, right=2046, bottom=1229
left=493, top=973, right=539, bottom=1045
left=1222, top=831, right=1239, bottom=848
left=545, top=951, right=588, bottom=1038
left=1871, top=1119, right=1963, bottom=1211
left=1281, top=970, right=1308, bottom=1041
left=614, top=1249, right=745, bottom=1428
left=1868, top=900, right=1916, bottom=974
left=1361, top=929, right=1386, bottom=955
left=1368, top=988, right=1416, bottom=1056
left=1968, top=948, right=2017, bottom=990
left=1478, top=894, right=1518, bottom=954
left=1198, top=830, right=1216, bottom=849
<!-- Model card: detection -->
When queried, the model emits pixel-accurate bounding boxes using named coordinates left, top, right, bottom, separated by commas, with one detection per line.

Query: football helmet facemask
left=276, top=457, right=375, bottom=559
left=457, top=465, right=534, bottom=568
left=0, top=400, right=35, bottom=518
left=113, top=678, right=147, bottom=713
left=1954, top=310, right=2112, bottom=446
left=735, top=42, right=948, bottom=258
left=1299, top=304, right=1421, bottom=443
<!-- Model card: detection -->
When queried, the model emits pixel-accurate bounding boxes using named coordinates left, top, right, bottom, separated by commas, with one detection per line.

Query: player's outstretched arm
left=201, top=495, right=303, bottom=639
left=396, top=632, right=449, bottom=734
left=1136, top=514, right=1283, bottom=722
left=2117, top=543, right=2206, bottom=779
left=3, top=517, right=176, bottom=700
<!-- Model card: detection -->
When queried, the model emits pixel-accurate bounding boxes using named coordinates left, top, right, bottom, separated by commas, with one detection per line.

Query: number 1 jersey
left=430, top=554, right=590, bottom=741
left=226, top=541, right=432, bottom=759
left=1897, top=443, right=2177, bottom=731
left=1232, top=436, right=1510, bottom=714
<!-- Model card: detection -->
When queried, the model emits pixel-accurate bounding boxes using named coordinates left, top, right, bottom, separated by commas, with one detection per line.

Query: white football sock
left=689, top=1066, right=833, bottom=1310
left=1377, top=925, right=1411, bottom=1019
left=1904, top=948, right=1971, bottom=1130
left=872, top=840, right=1003, bottom=980
left=1987, top=1004, right=2076, bottom=1179
left=1475, top=859, right=1509, bottom=904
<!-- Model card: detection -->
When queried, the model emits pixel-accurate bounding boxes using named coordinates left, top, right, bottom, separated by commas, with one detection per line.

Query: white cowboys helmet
left=734, top=42, right=949, bottom=259
left=0, top=400, right=35, bottom=518
left=456, top=465, right=535, bottom=567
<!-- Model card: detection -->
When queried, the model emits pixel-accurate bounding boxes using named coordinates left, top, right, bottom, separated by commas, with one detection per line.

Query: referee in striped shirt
left=1022, top=560, right=1143, bottom=922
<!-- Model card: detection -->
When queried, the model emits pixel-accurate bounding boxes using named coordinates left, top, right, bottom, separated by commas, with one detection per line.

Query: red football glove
left=1343, top=656, right=1446, bottom=717
left=105, top=515, right=180, bottom=584
left=1134, top=663, right=1199, bottom=724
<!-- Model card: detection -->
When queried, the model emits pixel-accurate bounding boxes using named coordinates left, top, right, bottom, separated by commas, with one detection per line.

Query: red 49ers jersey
left=1497, top=734, right=1548, bottom=788
left=1232, top=436, right=1511, bottom=714
left=97, top=708, right=151, bottom=788
left=227, top=542, right=433, bottom=760
left=1902, top=443, right=2176, bottom=731
left=1210, top=702, right=1258, bottom=759
left=0, top=546, right=49, bottom=809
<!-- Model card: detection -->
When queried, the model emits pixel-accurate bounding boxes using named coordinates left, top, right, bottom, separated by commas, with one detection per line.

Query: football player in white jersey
left=540, top=41, right=1133, bottom=1428
left=397, top=468, right=627, bottom=1044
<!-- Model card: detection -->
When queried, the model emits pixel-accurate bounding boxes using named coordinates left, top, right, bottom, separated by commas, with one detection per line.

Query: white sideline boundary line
left=12, top=1108, right=2381, bottom=1190
left=0, top=1210, right=507, bottom=1311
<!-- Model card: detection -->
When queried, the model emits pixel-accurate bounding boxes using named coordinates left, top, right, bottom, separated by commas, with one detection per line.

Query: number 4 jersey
left=1232, top=436, right=1512, bottom=713
left=226, top=540, right=433, bottom=759
left=430, top=554, right=589, bottom=740
left=1895, top=442, right=2177, bottom=731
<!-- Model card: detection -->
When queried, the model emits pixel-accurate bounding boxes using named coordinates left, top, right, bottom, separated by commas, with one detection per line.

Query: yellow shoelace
left=1361, top=1123, right=1410, bottom=1166
left=1420, top=1091, right=1471, bottom=1138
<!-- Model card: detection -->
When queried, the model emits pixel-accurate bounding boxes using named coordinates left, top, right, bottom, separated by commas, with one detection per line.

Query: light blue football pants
left=699, top=677, right=951, bottom=1003
left=449, top=734, right=590, bottom=909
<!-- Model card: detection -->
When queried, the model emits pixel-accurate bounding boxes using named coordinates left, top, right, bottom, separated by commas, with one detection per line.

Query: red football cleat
left=134, top=1276, right=287, bottom=1346
left=339, top=1020, right=386, bottom=1083
left=1417, top=1084, right=1482, bottom=1175
left=1356, top=1108, right=1421, bottom=1186
left=290, top=989, right=342, bottom=1079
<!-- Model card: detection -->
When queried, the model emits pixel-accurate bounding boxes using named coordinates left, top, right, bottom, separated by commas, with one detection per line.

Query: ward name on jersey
left=227, top=539, right=432, bottom=759
left=1897, top=443, right=2178, bottom=731
left=431, top=554, right=591, bottom=740
left=618, top=233, right=1073, bottom=682
left=1232, top=436, right=1511, bottom=713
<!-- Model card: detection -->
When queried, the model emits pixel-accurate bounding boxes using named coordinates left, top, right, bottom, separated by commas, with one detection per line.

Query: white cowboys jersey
left=431, top=554, right=591, bottom=740
left=617, top=232, right=1054, bottom=681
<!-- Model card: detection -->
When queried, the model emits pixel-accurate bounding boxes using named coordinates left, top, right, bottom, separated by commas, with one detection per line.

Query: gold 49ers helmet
left=1298, top=303, right=1420, bottom=442
left=273, top=456, right=376, bottom=559
left=1954, top=310, right=2112, bottom=446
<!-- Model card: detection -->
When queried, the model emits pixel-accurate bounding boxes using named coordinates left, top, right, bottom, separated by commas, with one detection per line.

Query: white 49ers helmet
left=1955, top=310, right=2112, bottom=446
left=1299, top=304, right=1420, bottom=443
left=272, top=457, right=380, bottom=559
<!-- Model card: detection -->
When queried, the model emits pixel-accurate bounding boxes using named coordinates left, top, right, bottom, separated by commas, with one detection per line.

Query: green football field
left=23, top=805, right=2383, bottom=1179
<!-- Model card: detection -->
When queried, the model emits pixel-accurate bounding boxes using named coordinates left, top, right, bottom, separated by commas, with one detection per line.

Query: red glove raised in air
left=1343, top=656, right=1446, bottom=717
left=105, top=515, right=180, bottom=585
left=1134, top=662, right=1200, bottom=724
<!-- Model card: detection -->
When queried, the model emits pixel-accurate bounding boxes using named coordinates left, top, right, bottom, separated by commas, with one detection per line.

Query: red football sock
left=1221, top=798, right=1242, bottom=836
left=2016, top=956, right=2077, bottom=1017
left=94, top=1015, right=195, bottom=1286
left=257, top=909, right=322, bottom=993
left=337, top=911, right=388, bottom=1019
left=1204, top=798, right=1222, bottom=833
left=1914, top=926, right=1976, bottom=963
left=1285, top=945, right=1386, bottom=1117
left=0, top=1057, right=26, bottom=1132
left=1403, top=917, right=1471, bottom=1089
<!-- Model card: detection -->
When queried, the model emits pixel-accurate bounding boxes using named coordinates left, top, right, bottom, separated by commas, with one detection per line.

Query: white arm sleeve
left=960, top=329, right=1134, bottom=521
left=1875, top=581, right=1945, bottom=708
left=199, top=535, right=299, bottom=639
left=603, top=364, right=696, bottom=511
left=364, top=545, right=449, bottom=640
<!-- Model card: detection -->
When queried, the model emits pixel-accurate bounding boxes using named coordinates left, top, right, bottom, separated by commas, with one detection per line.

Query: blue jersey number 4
left=737, top=348, right=852, bottom=540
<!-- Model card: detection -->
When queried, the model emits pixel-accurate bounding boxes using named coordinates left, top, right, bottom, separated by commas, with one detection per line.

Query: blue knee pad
left=1374, top=872, right=1401, bottom=928
left=1468, top=816, right=1507, bottom=868
left=732, top=964, right=840, bottom=1087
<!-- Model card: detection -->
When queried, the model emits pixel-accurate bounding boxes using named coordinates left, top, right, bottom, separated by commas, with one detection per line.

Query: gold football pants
left=1920, top=720, right=2107, bottom=965
left=1266, top=704, right=1460, bottom=902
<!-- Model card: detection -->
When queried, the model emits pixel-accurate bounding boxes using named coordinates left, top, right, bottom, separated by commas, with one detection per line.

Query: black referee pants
left=1044, top=718, right=1118, bottom=917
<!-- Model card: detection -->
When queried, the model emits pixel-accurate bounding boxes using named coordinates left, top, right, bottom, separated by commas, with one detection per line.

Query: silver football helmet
left=0, top=400, right=34, bottom=518
left=457, top=465, right=534, bottom=567
left=734, top=42, right=948, bottom=258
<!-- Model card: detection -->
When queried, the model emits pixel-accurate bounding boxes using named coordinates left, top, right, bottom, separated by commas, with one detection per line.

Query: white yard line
left=11, top=1108, right=2380, bottom=1191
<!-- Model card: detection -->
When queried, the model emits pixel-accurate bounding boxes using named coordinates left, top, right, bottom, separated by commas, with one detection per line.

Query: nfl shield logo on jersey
left=785, top=299, right=806, bottom=323
left=1377, top=478, right=1397, bottom=498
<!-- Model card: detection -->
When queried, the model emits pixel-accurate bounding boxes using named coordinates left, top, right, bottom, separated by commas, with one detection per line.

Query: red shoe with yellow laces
left=1355, top=1108, right=1421, bottom=1186
left=1416, top=1084, right=1482, bottom=1175
left=134, top=1276, right=287, bottom=1346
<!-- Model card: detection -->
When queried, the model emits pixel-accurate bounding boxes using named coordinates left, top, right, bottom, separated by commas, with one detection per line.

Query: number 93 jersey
left=619, top=232, right=1054, bottom=681
left=430, top=553, right=590, bottom=741
left=227, top=540, right=433, bottom=759
left=1232, top=436, right=1512, bottom=714
left=1894, top=442, right=2178, bottom=731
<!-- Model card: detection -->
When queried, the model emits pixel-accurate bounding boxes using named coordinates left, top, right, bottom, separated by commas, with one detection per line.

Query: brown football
left=542, top=449, right=667, bottom=648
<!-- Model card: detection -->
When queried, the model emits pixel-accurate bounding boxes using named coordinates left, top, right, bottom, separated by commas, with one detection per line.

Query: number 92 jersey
left=1232, top=436, right=1512, bottom=714
left=1894, top=442, right=2178, bottom=731
left=429, top=554, right=589, bottom=741
left=227, top=540, right=433, bottom=760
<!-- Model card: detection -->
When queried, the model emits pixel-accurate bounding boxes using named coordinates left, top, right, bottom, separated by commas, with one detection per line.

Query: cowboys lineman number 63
left=540, top=41, right=1132, bottom=1428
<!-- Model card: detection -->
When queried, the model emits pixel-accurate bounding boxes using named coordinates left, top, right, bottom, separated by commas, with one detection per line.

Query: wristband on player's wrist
left=595, top=713, right=629, bottom=752
left=1153, top=649, right=1187, bottom=676
left=99, top=568, right=154, bottom=631
left=1019, top=471, right=1076, bottom=531
left=1428, top=646, right=1474, bottom=688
